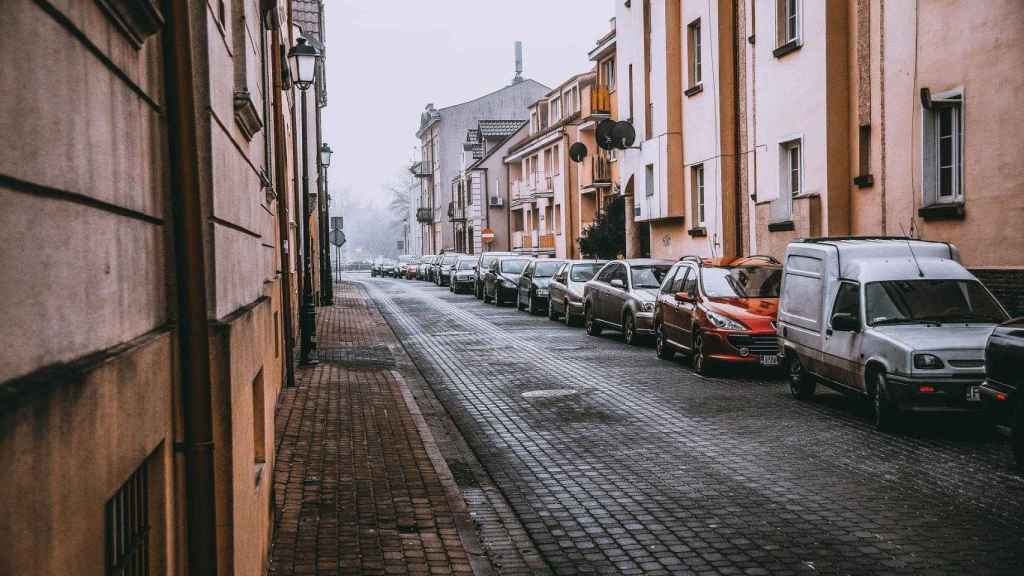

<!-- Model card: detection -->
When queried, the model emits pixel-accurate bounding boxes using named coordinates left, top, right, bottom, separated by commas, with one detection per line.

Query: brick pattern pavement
left=269, top=283, right=475, bottom=576
left=364, top=275, right=1024, bottom=576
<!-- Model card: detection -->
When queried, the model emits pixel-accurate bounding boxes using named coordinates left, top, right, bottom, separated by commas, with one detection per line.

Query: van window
left=831, top=282, right=860, bottom=322
left=786, top=255, right=823, bottom=275
left=781, top=274, right=823, bottom=325
left=865, top=280, right=1007, bottom=326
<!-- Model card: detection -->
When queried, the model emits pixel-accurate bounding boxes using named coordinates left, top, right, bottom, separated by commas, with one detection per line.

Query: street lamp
left=320, top=143, right=333, bottom=168
left=319, top=142, right=334, bottom=306
left=290, top=36, right=320, bottom=366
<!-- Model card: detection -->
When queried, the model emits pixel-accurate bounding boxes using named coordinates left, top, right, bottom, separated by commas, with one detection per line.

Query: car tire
left=495, top=289, right=504, bottom=307
left=787, top=353, right=816, bottom=399
left=655, top=323, right=675, bottom=360
left=565, top=306, right=576, bottom=327
left=585, top=305, right=602, bottom=336
left=873, top=372, right=899, bottom=432
left=691, top=330, right=713, bottom=375
left=548, top=300, right=558, bottom=321
left=623, top=312, right=638, bottom=346
left=529, top=294, right=540, bottom=315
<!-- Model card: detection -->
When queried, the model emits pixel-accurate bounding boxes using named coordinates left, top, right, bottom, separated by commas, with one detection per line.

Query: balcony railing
left=416, top=207, right=433, bottom=223
left=512, top=230, right=525, bottom=250
left=538, top=233, right=555, bottom=250
left=411, top=161, right=433, bottom=178
left=448, top=202, right=466, bottom=222
left=593, top=156, right=611, bottom=183
left=590, top=86, right=611, bottom=115
left=511, top=180, right=528, bottom=205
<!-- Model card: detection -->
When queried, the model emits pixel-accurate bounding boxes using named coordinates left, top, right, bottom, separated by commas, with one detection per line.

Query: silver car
left=548, top=260, right=607, bottom=326
left=583, top=259, right=674, bottom=345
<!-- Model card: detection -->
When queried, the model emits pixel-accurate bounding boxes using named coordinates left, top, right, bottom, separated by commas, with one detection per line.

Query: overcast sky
left=322, top=0, right=616, bottom=216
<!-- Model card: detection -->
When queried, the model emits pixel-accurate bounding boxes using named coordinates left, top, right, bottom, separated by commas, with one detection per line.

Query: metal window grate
left=106, top=461, right=150, bottom=576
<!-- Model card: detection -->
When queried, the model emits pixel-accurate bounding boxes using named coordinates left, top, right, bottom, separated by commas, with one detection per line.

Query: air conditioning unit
left=489, top=196, right=504, bottom=207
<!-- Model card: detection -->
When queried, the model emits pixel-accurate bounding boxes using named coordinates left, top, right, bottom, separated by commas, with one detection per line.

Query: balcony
left=416, top=207, right=433, bottom=224
left=538, top=233, right=555, bottom=251
left=411, top=160, right=433, bottom=178
left=512, top=230, right=526, bottom=250
left=448, top=202, right=466, bottom=222
left=530, top=171, right=553, bottom=200
left=593, top=156, right=611, bottom=184
left=590, top=86, right=611, bottom=115
left=511, top=180, right=528, bottom=206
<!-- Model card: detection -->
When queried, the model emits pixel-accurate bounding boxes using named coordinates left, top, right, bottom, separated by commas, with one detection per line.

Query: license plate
left=966, top=386, right=981, bottom=402
left=760, top=354, right=780, bottom=367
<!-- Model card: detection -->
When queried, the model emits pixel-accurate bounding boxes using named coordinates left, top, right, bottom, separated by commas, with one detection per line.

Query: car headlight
left=914, top=353, right=945, bottom=369
left=705, top=310, right=748, bottom=331
left=640, top=301, right=655, bottom=313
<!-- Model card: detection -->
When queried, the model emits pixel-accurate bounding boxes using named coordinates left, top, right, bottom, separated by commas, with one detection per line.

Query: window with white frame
left=692, top=164, right=705, bottom=226
left=602, top=58, right=616, bottom=90
left=776, top=0, right=800, bottom=46
left=781, top=139, right=802, bottom=197
left=688, top=19, right=702, bottom=88
left=550, top=97, right=561, bottom=124
left=923, top=92, right=964, bottom=205
left=645, top=164, right=655, bottom=197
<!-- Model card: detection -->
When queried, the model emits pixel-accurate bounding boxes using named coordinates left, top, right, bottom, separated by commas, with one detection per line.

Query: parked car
left=370, top=258, right=383, bottom=277
left=427, top=254, right=443, bottom=283
left=654, top=256, right=783, bottom=374
left=778, top=237, right=1009, bottom=431
left=397, top=255, right=416, bottom=278
left=474, top=252, right=517, bottom=299
left=483, top=256, right=534, bottom=306
left=515, top=259, right=568, bottom=314
left=379, top=258, right=397, bottom=277
left=405, top=257, right=421, bottom=280
left=981, top=318, right=1024, bottom=470
left=583, top=259, right=674, bottom=345
left=416, top=255, right=435, bottom=280
left=548, top=260, right=607, bottom=325
left=437, top=252, right=467, bottom=286
left=449, top=257, right=478, bottom=294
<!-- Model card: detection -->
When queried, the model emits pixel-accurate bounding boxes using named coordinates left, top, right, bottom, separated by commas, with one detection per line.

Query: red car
left=653, top=256, right=782, bottom=374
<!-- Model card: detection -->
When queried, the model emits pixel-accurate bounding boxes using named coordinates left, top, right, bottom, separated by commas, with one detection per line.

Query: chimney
left=512, top=41, right=524, bottom=84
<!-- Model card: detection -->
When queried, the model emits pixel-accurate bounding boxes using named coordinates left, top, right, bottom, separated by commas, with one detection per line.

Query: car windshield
left=500, top=259, right=530, bottom=274
left=456, top=259, right=475, bottom=270
left=442, top=255, right=459, bottom=265
left=702, top=266, right=782, bottom=298
left=630, top=265, right=672, bottom=289
left=570, top=263, right=603, bottom=282
left=534, top=261, right=565, bottom=277
left=866, top=280, right=1007, bottom=326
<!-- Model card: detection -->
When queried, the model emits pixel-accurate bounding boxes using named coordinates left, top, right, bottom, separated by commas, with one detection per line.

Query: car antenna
left=899, top=224, right=925, bottom=278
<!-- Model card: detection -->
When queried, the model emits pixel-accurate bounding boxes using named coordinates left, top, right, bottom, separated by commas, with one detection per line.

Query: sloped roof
left=478, top=120, right=528, bottom=139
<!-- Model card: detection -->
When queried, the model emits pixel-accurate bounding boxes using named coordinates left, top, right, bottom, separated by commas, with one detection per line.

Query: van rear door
left=780, top=251, right=825, bottom=374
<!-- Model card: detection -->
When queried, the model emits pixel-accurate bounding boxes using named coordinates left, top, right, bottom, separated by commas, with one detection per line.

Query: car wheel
left=623, top=312, right=638, bottom=346
left=585, top=305, right=602, bottom=336
left=692, top=330, right=713, bottom=375
left=529, top=294, right=540, bottom=315
left=495, top=289, right=504, bottom=307
left=516, top=290, right=526, bottom=311
left=873, top=372, right=899, bottom=432
left=547, top=300, right=558, bottom=321
left=787, top=353, right=816, bottom=400
left=656, top=323, right=675, bottom=360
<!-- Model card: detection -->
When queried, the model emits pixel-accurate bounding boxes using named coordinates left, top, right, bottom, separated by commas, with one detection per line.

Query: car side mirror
left=831, top=312, right=860, bottom=332
left=610, top=278, right=625, bottom=289
left=674, top=291, right=694, bottom=303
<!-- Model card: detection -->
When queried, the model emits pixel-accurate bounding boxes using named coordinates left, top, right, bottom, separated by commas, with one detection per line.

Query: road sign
left=481, top=227, right=495, bottom=242
left=329, top=229, right=346, bottom=247
left=331, top=216, right=343, bottom=230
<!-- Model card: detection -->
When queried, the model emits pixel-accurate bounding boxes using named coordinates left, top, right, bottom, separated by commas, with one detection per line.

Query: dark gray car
left=548, top=260, right=606, bottom=325
left=483, top=256, right=534, bottom=306
left=583, top=259, right=674, bottom=345
left=474, top=251, right=517, bottom=299
left=516, top=259, right=568, bottom=315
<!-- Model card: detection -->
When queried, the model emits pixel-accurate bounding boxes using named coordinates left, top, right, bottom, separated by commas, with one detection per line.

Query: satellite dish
left=596, top=119, right=616, bottom=150
left=569, top=142, right=588, bottom=163
left=612, top=121, right=637, bottom=150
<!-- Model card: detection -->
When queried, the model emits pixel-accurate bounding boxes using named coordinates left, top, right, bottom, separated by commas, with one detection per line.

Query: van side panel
left=780, top=251, right=825, bottom=373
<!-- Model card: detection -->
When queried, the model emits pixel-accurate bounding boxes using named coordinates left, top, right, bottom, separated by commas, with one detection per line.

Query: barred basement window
left=106, top=461, right=150, bottom=576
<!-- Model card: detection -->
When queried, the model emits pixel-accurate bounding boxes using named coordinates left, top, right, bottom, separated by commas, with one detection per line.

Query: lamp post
left=290, top=36, right=320, bottom=366
left=319, top=142, right=334, bottom=305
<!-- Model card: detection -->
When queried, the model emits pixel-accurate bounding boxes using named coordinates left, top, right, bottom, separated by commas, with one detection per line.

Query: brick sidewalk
left=269, top=282, right=476, bottom=576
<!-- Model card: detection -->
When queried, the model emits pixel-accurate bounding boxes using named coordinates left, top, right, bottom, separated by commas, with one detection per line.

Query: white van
left=778, top=237, right=1009, bottom=431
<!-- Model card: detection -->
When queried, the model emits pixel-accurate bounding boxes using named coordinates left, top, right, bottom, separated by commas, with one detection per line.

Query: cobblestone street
left=358, top=274, right=1024, bottom=576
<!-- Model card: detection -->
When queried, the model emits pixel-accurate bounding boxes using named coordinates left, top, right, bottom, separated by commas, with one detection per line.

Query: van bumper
left=886, top=373, right=986, bottom=413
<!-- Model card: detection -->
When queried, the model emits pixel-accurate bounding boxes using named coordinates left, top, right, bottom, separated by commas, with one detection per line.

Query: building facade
left=459, top=120, right=529, bottom=253
left=0, top=1, right=331, bottom=574
left=414, top=79, right=549, bottom=255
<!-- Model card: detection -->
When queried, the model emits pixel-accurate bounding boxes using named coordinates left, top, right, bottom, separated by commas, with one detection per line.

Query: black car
left=437, top=252, right=466, bottom=286
left=483, top=256, right=533, bottom=306
left=449, top=257, right=478, bottom=294
left=517, top=259, right=568, bottom=315
left=474, top=251, right=517, bottom=299
left=981, top=317, right=1024, bottom=470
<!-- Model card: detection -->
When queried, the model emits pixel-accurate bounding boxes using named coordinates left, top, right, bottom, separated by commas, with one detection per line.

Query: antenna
left=513, top=41, right=524, bottom=84
left=899, top=224, right=926, bottom=277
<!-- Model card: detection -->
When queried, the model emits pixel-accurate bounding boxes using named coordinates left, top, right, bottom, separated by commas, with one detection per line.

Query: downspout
left=162, top=0, right=218, bottom=573
left=272, top=23, right=296, bottom=388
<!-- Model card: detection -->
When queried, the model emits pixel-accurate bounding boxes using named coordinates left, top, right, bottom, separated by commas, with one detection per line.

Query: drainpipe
left=271, top=24, right=296, bottom=388
left=162, top=0, right=218, bottom=573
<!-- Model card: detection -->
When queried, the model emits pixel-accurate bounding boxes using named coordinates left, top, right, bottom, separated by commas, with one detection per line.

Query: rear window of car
left=534, top=261, right=565, bottom=277
left=456, top=259, right=475, bottom=270
left=442, top=255, right=459, bottom=265
left=500, top=259, right=530, bottom=274
left=570, top=263, right=603, bottom=282
left=630, top=265, right=672, bottom=289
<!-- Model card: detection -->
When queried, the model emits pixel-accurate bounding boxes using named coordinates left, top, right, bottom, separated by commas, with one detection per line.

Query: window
left=602, top=58, right=616, bottom=90
left=692, top=164, right=705, bottom=226
left=596, top=263, right=618, bottom=283
left=669, top=267, right=688, bottom=293
left=688, top=19, right=702, bottom=88
left=831, top=282, right=861, bottom=324
left=645, top=164, right=655, bottom=197
left=777, top=0, right=800, bottom=46
left=554, top=204, right=562, bottom=234
left=252, top=370, right=266, bottom=469
left=923, top=93, right=964, bottom=205
left=781, top=139, right=802, bottom=197
left=552, top=145, right=560, bottom=175
left=682, top=267, right=698, bottom=296
left=106, top=460, right=151, bottom=576
left=550, top=97, right=561, bottom=123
